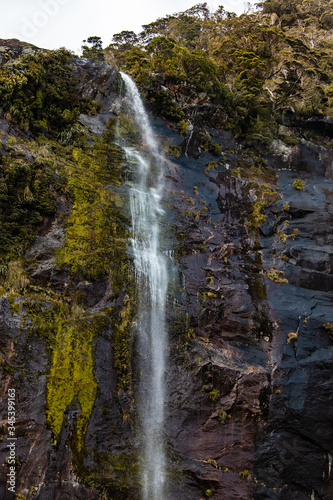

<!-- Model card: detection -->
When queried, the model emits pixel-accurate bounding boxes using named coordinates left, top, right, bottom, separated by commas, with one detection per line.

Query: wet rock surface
left=156, top=115, right=333, bottom=499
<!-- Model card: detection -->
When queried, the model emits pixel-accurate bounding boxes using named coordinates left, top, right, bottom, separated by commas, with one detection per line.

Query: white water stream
left=119, top=72, right=168, bottom=500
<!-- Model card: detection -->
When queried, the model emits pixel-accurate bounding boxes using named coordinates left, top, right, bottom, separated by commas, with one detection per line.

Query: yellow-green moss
left=323, top=322, right=333, bottom=334
left=47, top=120, right=126, bottom=278
left=56, top=131, right=127, bottom=280
left=51, top=119, right=135, bottom=413
left=177, top=120, right=188, bottom=135
left=293, top=178, right=305, bottom=190
left=287, top=331, right=298, bottom=343
left=246, top=200, right=267, bottom=230
left=277, top=227, right=299, bottom=242
left=218, top=408, right=231, bottom=424
left=46, top=320, right=97, bottom=446
left=245, top=182, right=279, bottom=232
left=5, top=261, right=30, bottom=294
left=110, top=296, right=134, bottom=392
left=0, top=72, right=140, bottom=491
left=82, top=451, right=139, bottom=498
left=204, top=161, right=217, bottom=174
left=167, top=145, right=182, bottom=158
left=239, top=469, right=251, bottom=479
left=26, top=299, right=108, bottom=460
left=15, top=493, right=26, bottom=500
left=267, top=267, right=288, bottom=284
left=10, top=302, right=20, bottom=316
left=0, top=352, right=14, bottom=378
left=209, top=389, right=220, bottom=402
left=45, top=313, right=111, bottom=465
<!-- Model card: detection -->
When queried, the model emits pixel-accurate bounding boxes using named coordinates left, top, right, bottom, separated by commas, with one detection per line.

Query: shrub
left=209, top=389, right=220, bottom=402
left=0, top=155, right=57, bottom=268
left=167, top=145, right=182, bottom=158
left=267, top=267, right=288, bottom=284
left=323, top=322, right=333, bottom=334
left=204, top=161, right=217, bottom=174
left=218, top=408, right=231, bottom=424
left=293, top=178, right=305, bottom=190
left=177, top=119, right=188, bottom=135
left=6, top=261, right=29, bottom=293
left=246, top=201, right=267, bottom=230
left=0, top=49, right=99, bottom=135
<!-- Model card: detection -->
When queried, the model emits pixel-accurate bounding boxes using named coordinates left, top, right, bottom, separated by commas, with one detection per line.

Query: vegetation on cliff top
left=104, top=0, right=333, bottom=144
left=0, top=49, right=100, bottom=134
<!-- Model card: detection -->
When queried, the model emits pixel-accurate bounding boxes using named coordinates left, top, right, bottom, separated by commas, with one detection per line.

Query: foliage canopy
left=105, top=0, right=333, bottom=142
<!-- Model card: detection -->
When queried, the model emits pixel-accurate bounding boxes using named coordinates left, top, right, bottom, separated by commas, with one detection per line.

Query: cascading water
left=119, top=72, right=169, bottom=500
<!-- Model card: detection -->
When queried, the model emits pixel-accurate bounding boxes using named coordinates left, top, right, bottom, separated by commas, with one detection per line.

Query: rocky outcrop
left=0, top=39, right=44, bottom=65
left=71, top=58, right=120, bottom=111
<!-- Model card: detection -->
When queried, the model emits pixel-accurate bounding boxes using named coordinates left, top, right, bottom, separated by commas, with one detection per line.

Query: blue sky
left=1, top=0, right=258, bottom=53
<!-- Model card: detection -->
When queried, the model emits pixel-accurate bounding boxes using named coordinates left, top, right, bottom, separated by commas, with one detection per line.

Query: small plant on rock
left=287, top=332, right=298, bottom=343
left=293, top=178, right=305, bottom=190
left=177, top=120, right=188, bottom=135
left=218, top=408, right=231, bottom=424
left=277, top=230, right=288, bottom=242
left=267, top=267, right=288, bottom=284
left=209, top=389, right=220, bottom=403
left=15, top=494, right=27, bottom=500
left=246, top=201, right=267, bottom=230
left=204, top=161, right=217, bottom=174
left=167, top=145, right=182, bottom=158
left=203, top=458, right=220, bottom=469
left=323, top=322, right=333, bottom=335
left=277, top=227, right=299, bottom=243
left=239, top=469, right=251, bottom=479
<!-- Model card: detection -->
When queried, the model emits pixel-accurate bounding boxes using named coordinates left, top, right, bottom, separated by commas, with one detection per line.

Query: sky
left=1, top=0, right=258, bottom=54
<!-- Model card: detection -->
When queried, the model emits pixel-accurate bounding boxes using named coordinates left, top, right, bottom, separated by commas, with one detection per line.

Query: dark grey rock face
left=71, top=58, right=120, bottom=113
left=153, top=113, right=333, bottom=499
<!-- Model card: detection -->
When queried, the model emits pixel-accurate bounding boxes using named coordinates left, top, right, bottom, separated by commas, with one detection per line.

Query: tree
left=111, top=31, right=139, bottom=51
left=82, top=36, right=104, bottom=62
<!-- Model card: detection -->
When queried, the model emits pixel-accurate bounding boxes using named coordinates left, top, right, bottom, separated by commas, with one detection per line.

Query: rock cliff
left=0, top=38, right=332, bottom=500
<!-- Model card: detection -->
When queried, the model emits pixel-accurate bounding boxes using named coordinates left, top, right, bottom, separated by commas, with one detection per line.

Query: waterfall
left=119, top=72, right=169, bottom=500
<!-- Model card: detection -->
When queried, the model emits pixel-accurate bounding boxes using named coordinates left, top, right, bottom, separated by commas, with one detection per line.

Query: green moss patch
left=82, top=451, right=139, bottom=499
left=46, top=318, right=99, bottom=448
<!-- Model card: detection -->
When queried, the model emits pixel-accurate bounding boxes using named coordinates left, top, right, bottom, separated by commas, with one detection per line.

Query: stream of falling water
left=119, top=72, right=169, bottom=500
